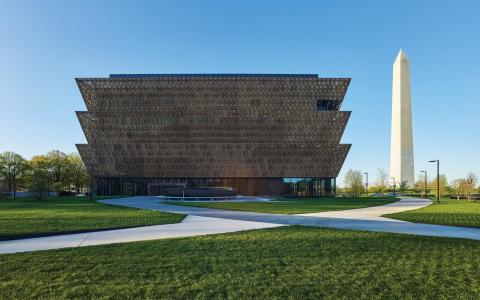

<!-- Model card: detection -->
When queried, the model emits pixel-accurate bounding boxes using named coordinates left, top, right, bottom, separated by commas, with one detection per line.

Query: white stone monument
left=390, top=49, right=415, bottom=187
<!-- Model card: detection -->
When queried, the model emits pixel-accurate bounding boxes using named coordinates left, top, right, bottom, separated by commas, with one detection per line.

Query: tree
left=335, top=186, right=346, bottom=196
left=464, top=173, right=478, bottom=202
left=29, top=154, right=49, bottom=186
left=0, top=157, right=5, bottom=192
left=26, top=151, right=89, bottom=196
left=376, top=168, right=388, bottom=194
left=367, top=185, right=382, bottom=194
left=45, top=150, right=69, bottom=192
left=429, top=174, right=448, bottom=197
left=28, top=155, right=51, bottom=196
left=450, top=179, right=464, bottom=200
left=415, top=173, right=428, bottom=197
left=28, top=167, right=50, bottom=200
left=399, top=180, right=408, bottom=193
left=0, top=151, right=28, bottom=194
left=66, top=153, right=89, bottom=194
left=344, top=169, right=364, bottom=197
left=30, top=155, right=49, bottom=169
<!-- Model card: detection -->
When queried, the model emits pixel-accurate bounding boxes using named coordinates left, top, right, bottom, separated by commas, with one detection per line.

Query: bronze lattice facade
left=76, top=74, right=351, bottom=196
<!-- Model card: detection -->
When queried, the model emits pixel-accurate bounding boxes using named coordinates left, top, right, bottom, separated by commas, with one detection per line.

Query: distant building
left=390, top=50, right=415, bottom=186
left=76, top=74, right=351, bottom=196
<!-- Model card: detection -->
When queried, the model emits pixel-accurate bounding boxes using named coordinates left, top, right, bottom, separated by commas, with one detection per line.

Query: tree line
left=341, top=168, right=479, bottom=200
left=0, top=150, right=89, bottom=199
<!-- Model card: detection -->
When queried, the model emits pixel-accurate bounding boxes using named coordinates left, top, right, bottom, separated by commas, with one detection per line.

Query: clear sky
left=1, top=0, right=479, bottom=185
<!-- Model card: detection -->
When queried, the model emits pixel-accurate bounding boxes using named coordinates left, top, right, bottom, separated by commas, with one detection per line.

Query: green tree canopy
left=1, top=150, right=89, bottom=196
left=0, top=151, right=28, bottom=192
left=45, top=150, right=69, bottom=186
left=65, top=153, right=89, bottom=194
left=344, top=169, right=364, bottom=197
left=429, top=174, right=448, bottom=197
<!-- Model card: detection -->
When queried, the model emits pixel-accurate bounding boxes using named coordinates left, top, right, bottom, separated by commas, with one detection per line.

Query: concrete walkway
left=0, top=215, right=283, bottom=254
left=297, top=197, right=432, bottom=221
left=99, top=197, right=480, bottom=241
left=3, top=196, right=480, bottom=255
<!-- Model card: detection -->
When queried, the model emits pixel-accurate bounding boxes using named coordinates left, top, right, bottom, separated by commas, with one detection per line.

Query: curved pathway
left=0, top=215, right=283, bottom=254
left=100, top=196, right=480, bottom=241
left=2, top=196, right=480, bottom=254
left=297, top=197, right=432, bottom=221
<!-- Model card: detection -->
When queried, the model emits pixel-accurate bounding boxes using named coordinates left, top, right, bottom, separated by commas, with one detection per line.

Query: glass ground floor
left=93, top=177, right=336, bottom=197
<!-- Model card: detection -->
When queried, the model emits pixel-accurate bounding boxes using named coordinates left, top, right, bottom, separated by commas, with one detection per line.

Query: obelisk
left=390, top=49, right=414, bottom=187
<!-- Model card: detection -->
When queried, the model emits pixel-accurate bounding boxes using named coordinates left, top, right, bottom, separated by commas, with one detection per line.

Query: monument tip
left=396, top=49, right=408, bottom=61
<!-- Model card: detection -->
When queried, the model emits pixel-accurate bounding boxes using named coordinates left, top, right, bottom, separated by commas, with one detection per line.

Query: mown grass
left=168, top=197, right=397, bottom=214
left=1, top=226, right=480, bottom=299
left=0, top=197, right=184, bottom=239
left=386, top=198, right=480, bottom=228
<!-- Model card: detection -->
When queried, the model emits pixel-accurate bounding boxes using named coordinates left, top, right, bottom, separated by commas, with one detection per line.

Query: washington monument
left=390, top=49, right=415, bottom=187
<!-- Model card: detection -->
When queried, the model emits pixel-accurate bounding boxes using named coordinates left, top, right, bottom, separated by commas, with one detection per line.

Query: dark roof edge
left=109, top=74, right=319, bottom=78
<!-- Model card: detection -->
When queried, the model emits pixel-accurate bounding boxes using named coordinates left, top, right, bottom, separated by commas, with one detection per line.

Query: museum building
left=76, top=74, right=351, bottom=197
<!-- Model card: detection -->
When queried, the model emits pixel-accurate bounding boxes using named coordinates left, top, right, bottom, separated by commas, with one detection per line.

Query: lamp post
left=364, top=172, right=369, bottom=197
left=429, top=160, right=440, bottom=203
left=420, top=170, right=427, bottom=198
left=391, top=177, right=396, bottom=197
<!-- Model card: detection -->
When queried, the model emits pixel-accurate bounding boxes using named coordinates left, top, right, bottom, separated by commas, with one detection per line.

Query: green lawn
left=1, top=226, right=480, bottom=299
left=0, top=197, right=184, bottom=239
left=167, top=197, right=397, bottom=214
left=386, top=197, right=480, bottom=228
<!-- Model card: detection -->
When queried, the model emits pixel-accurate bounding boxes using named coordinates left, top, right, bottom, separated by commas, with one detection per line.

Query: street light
left=420, top=170, right=427, bottom=198
left=364, top=172, right=369, bottom=197
left=429, top=160, right=440, bottom=203
left=391, top=177, right=396, bottom=197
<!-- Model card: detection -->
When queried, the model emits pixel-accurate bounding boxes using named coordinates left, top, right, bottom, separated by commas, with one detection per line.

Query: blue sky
left=0, top=0, right=479, bottom=185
